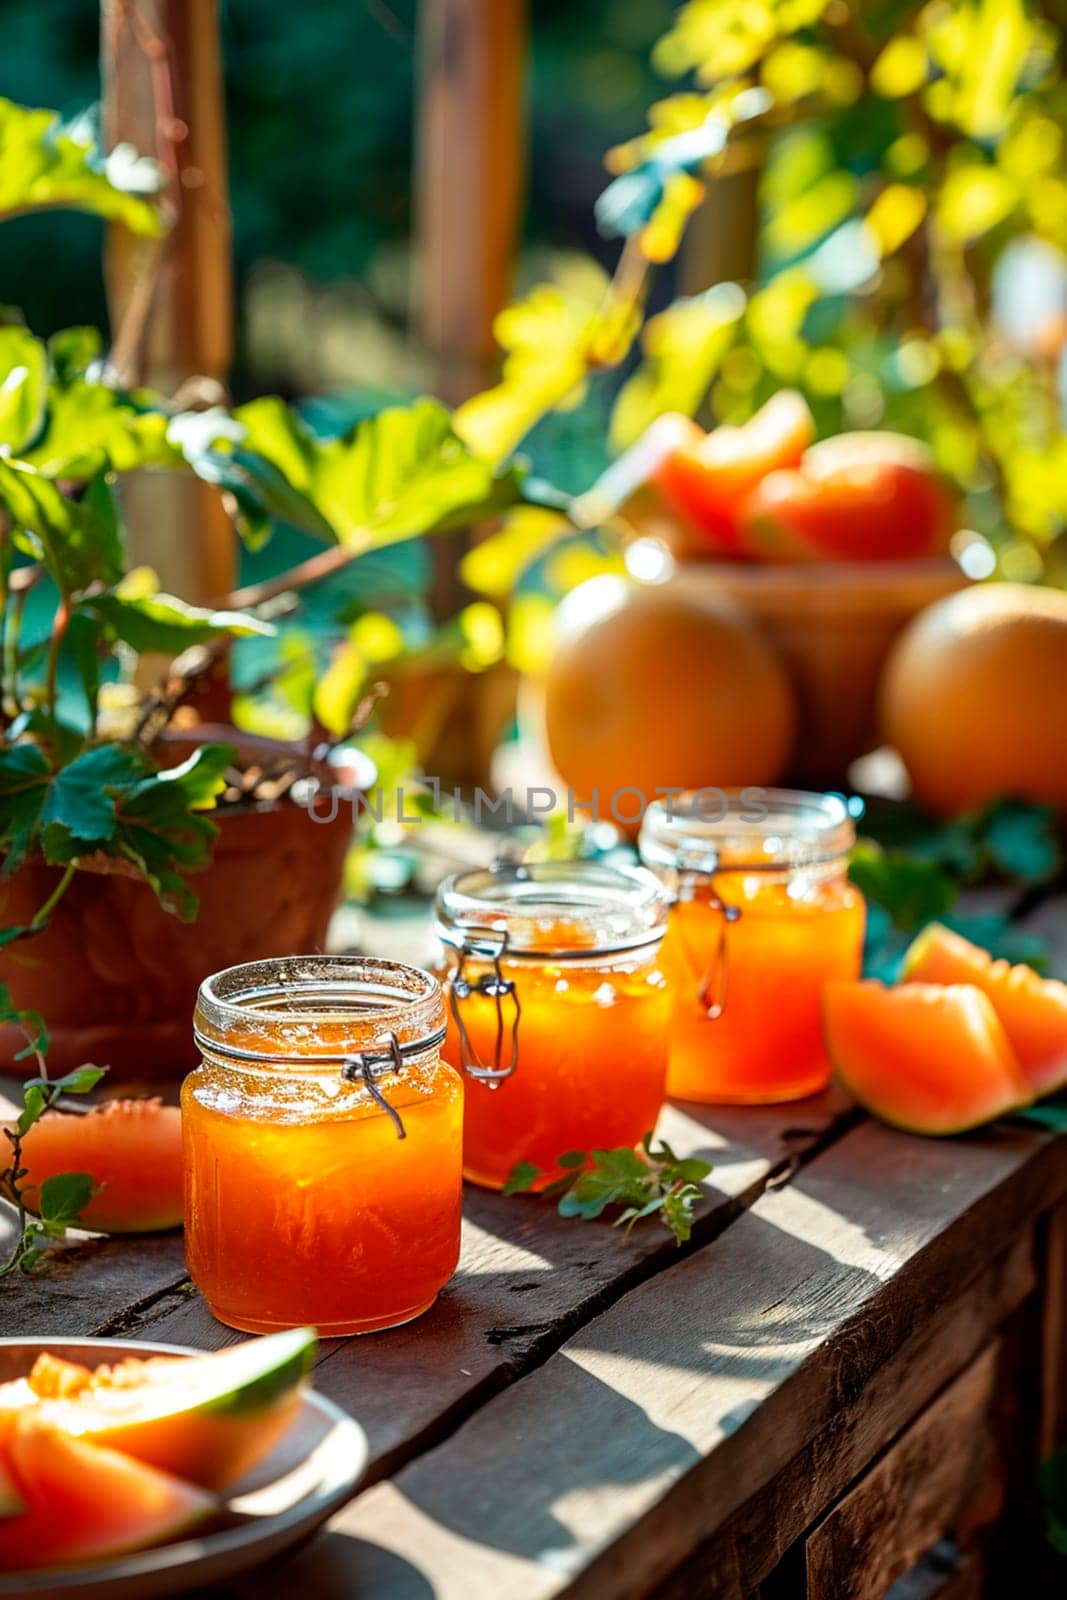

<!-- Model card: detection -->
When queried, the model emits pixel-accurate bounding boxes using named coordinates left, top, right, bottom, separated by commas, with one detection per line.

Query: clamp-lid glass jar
left=640, top=789, right=864, bottom=1104
left=183, top=956, right=462, bottom=1335
left=435, top=860, right=671, bottom=1190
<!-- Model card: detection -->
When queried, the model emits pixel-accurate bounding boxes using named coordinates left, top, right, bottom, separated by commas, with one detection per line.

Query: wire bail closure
left=342, top=1033, right=407, bottom=1139
left=677, top=856, right=742, bottom=1020
left=447, top=927, right=521, bottom=1089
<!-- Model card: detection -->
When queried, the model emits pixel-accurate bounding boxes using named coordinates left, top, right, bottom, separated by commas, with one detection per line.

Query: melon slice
left=0, top=1415, right=215, bottom=1571
left=9, top=1099, right=183, bottom=1234
left=902, top=923, right=1067, bottom=1098
left=823, top=981, right=1033, bottom=1135
left=0, top=1327, right=316, bottom=1493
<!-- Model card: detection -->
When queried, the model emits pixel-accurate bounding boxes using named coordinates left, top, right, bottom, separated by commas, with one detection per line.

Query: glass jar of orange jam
left=640, top=789, right=865, bottom=1104
left=183, top=956, right=462, bottom=1335
left=435, top=861, right=671, bottom=1191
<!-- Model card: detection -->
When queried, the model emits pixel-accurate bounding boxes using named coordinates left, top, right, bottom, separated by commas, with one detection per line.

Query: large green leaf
left=225, top=396, right=524, bottom=548
left=0, top=462, right=124, bottom=593
left=85, top=590, right=274, bottom=656
left=0, top=743, right=51, bottom=874
left=0, top=99, right=163, bottom=235
left=0, top=325, right=47, bottom=453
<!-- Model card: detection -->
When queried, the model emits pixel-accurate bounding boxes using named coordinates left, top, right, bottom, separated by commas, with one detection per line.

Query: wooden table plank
left=89, top=1092, right=854, bottom=1483
left=253, top=1120, right=1065, bottom=1600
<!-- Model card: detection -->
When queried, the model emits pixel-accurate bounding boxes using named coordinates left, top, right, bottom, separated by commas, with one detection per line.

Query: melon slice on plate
left=823, top=980, right=1033, bottom=1135
left=0, top=1415, right=215, bottom=1571
left=903, top=923, right=1067, bottom=1098
left=0, top=1327, right=316, bottom=1493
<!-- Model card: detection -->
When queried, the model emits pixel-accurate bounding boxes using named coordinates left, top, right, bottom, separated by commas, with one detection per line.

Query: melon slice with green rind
left=823, top=980, right=1033, bottom=1135
left=0, top=1327, right=316, bottom=1493
left=902, top=923, right=1067, bottom=1099
left=0, top=1415, right=215, bottom=1571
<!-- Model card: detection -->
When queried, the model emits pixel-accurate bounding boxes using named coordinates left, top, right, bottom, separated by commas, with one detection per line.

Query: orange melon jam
left=640, top=790, right=865, bottom=1104
left=183, top=957, right=462, bottom=1335
left=434, top=862, right=671, bottom=1190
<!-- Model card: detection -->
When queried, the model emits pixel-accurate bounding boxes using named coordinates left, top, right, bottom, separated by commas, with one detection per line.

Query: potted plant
left=0, top=104, right=525, bottom=1076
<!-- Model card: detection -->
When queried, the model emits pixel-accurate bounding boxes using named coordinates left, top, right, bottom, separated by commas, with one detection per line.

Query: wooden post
left=414, top=0, right=527, bottom=788
left=416, top=0, right=526, bottom=408
left=101, top=0, right=235, bottom=603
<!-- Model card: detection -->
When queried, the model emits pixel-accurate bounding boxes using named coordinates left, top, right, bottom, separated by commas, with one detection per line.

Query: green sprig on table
left=0, top=1064, right=105, bottom=1275
left=504, top=1134, right=712, bottom=1246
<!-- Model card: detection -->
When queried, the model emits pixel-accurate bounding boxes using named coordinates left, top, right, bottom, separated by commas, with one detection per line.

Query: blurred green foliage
left=463, top=0, right=1067, bottom=601
left=0, top=0, right=671, bottom=394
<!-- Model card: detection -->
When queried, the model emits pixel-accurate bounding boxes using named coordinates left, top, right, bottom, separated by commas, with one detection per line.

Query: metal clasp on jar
left=675, top=853, right=742, bottom=1020
left=341, top=1034, right=409, bottom=1139
left=446, top=927, right=521, bottom=1088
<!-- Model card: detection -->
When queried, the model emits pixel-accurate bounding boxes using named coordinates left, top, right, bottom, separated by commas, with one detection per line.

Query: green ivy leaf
left=37, top=1171, right=96, bottom=1228
left=110, top=745, right=235, bottom=918
left=979, top=799, right=1061, bottom=884
left=848, top=842, right=958, bottom=932
left=0, top=743, right=51, bottom=873
left=501, top=1162, right=542, bottom=1195
left=39, top=744, right=146, bottom=849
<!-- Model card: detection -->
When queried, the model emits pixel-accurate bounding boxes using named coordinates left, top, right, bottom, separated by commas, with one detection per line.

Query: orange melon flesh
left=0, top=1328, right=316, bottom=1493
left=823, top=981, right=1032, bottom=1135
left=11, top=1099, right=183, bottom=1234
left=903, top=924, right=1067, bottom=1099
left=0, top=1415, right=215, bottom=1571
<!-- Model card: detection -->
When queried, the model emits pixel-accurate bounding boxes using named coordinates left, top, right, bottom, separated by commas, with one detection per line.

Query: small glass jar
left=640, top=789, right=865, bottom=1104
left=435, top=860, right=671, bottom=1190
left=183, top=956, right=462, bottom=1335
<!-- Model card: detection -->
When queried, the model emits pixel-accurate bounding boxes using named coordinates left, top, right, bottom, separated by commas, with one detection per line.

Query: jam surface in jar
left=641, top=790, right=865, bottom=1104
left=435, top=862, right=671, bottom=1190
left=183, top=957, right=462, bottom=1335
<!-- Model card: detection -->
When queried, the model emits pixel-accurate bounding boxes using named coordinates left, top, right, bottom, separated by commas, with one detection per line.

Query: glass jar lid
left=194, top=956, right=446, bottom=1065
left=639, top=788, right=856, bottom=874
left=434, top=860, right=669, bottom=960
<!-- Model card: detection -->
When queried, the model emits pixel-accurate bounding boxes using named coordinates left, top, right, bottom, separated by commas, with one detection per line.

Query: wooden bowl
left=679, top=557, right=969, bottom=786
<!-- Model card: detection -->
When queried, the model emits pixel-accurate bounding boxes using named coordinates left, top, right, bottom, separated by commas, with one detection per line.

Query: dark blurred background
left=0, top=0, right=671, bottom=406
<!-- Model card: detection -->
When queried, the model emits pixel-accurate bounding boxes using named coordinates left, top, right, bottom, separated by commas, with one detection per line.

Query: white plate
left=0, top=1337, right=368, bottom=1600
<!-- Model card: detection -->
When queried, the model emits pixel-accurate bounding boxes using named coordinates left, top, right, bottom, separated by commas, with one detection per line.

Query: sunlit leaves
left=455, top=261, right=640, bottom=464
left=225, top=396, right=522, bottom=549
left=653, top=0, right=828, bottom=85
left=0, top=461, right=123, bottom=593
left=84, top=588, right=275, bottom=656
left=871, top=36, right=930, bottom=100
left=865, top=184, right=928, bottom=257
left=611, top=283, right=746, bottom=448
left=0, top=99, right=163, bottom=235
left=460, top=506, right=573, bottom=598
left=0, top=325, right=46, bottom=453
left=937, top=162, right=1018, bottom=241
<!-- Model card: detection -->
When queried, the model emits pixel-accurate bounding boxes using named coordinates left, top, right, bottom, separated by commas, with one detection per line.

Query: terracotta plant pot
left=681, top=557, right=970, bottom=785
left=0, top=750, right=369, bottom=1080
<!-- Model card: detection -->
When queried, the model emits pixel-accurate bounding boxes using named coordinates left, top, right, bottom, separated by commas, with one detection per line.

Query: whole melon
left=880, top=582, right=1067, bottom=815
left=544, top=576, right=795, bottom=814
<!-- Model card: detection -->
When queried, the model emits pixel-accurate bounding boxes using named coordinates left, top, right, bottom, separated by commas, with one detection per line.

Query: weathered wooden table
left=4, top=900, right=1067, bottom=1600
